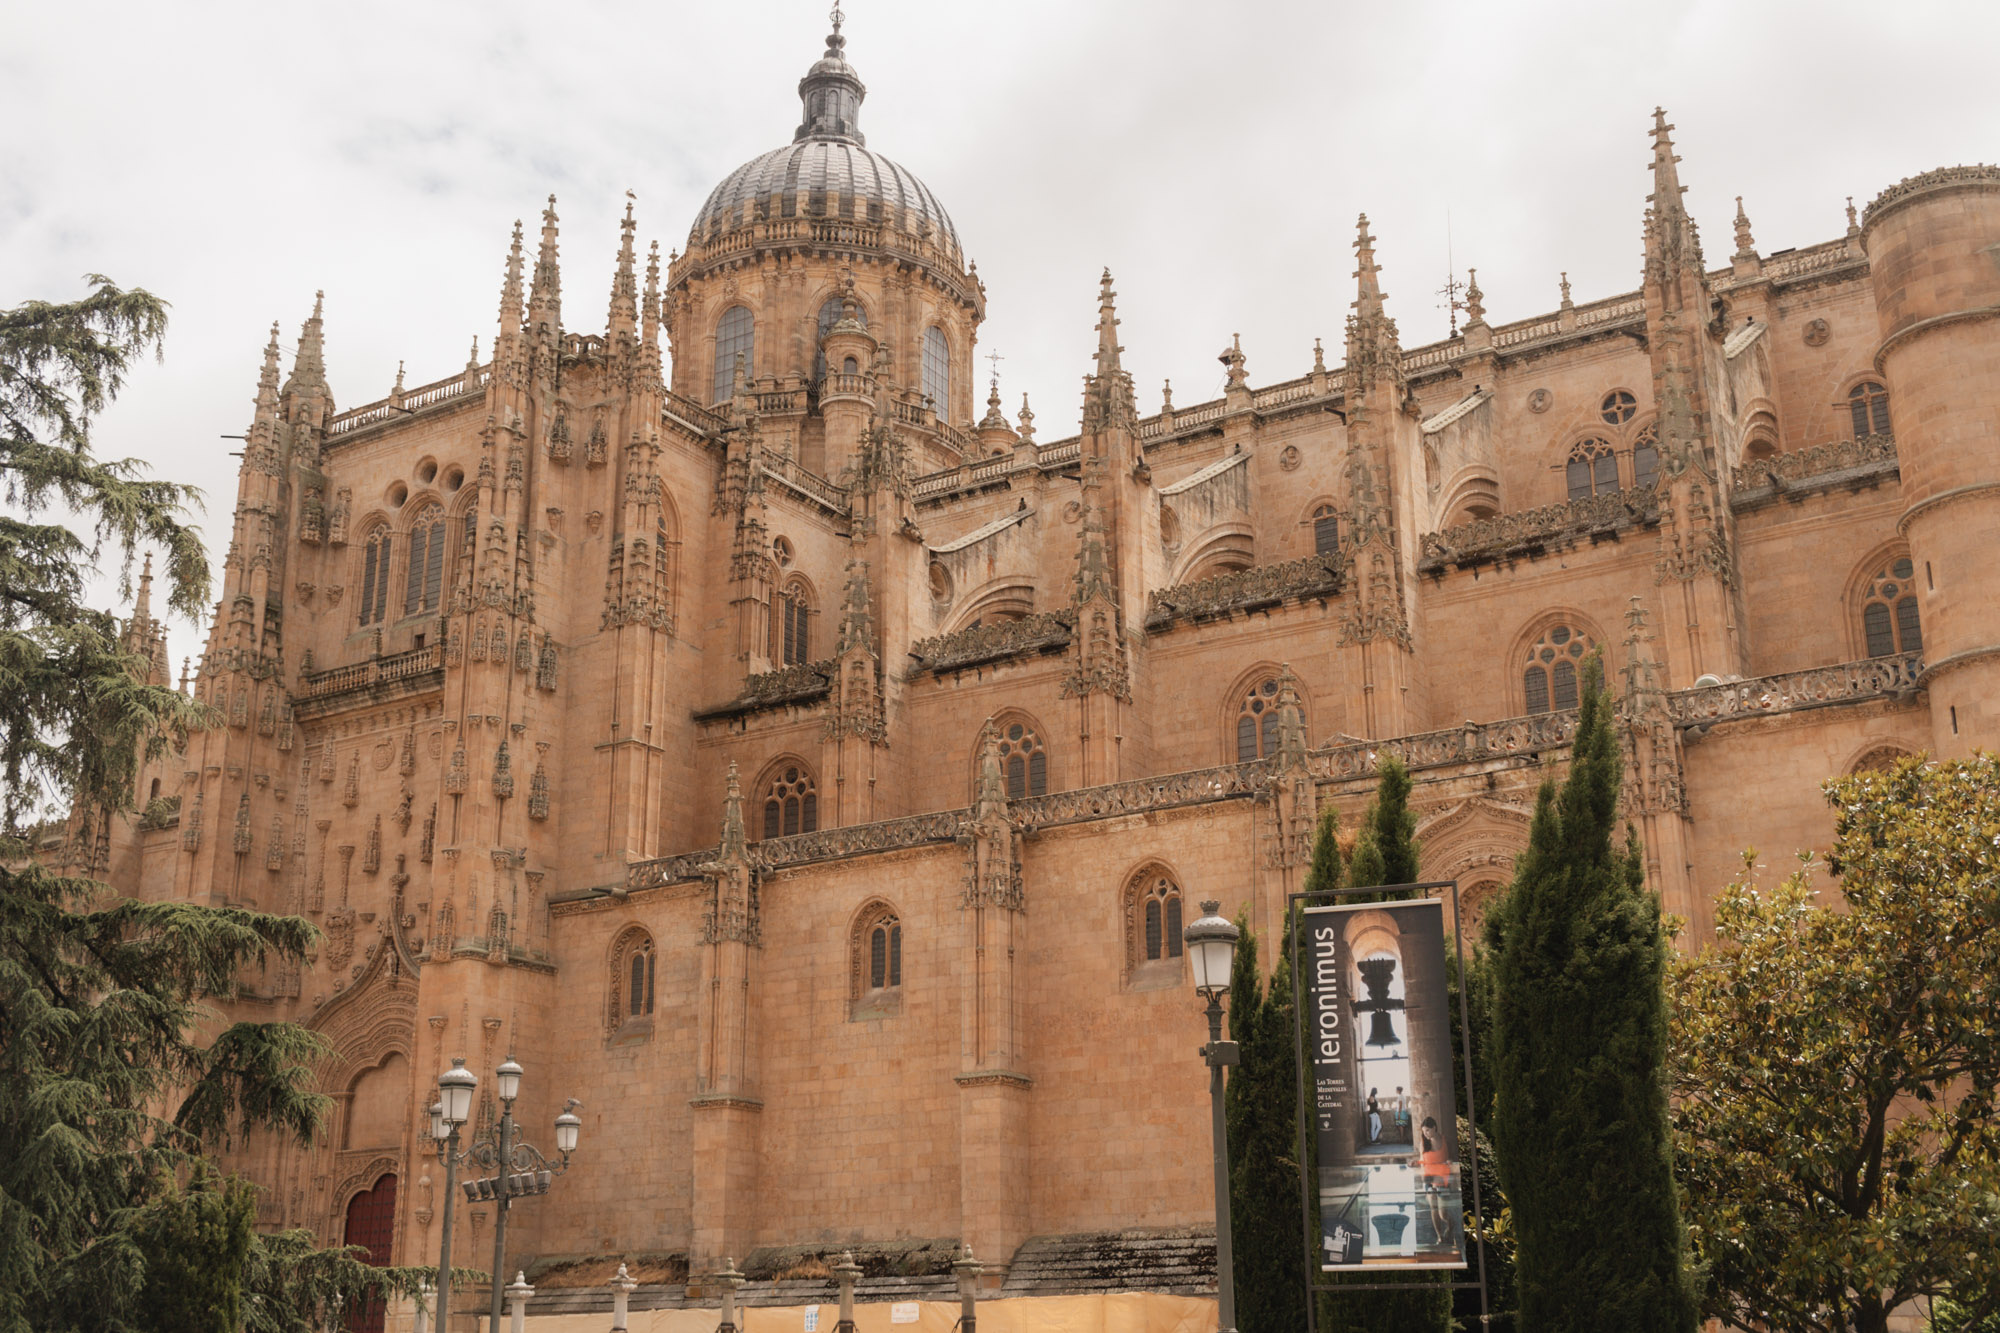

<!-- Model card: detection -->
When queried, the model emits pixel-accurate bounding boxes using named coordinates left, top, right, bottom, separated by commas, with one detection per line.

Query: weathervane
left=830, top=2, right=843, bottom=34
left=986, top=347, right=1004, bottom=393
left=1437, top=210, right=1465, bottom=337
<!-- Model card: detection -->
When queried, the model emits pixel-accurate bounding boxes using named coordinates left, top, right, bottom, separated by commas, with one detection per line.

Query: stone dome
left=688, top=15, right=960, bottom=253
left=693, top=140, right=960, bottom=249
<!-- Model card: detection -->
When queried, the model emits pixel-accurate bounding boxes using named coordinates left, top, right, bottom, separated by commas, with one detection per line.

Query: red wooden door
left=342, top=1173, right=398, bottom=1333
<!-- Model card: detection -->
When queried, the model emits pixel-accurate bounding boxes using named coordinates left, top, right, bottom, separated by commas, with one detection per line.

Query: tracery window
left=922, top=326, right=951, bottom=412
left=1523, top=623, right=1594, bottom=714
left=606, top=927, right=656, bottom=1037
left=1312, top=504, right=1341, bottom=556
left=1600, top=390, right=1638, bottom=425
left=1124, top=867, right=1186, bottom=985
left=1565, top=438, right=1619, bottom=501
left=403, top=506, right=445, bottom=616
left=1861, top=556, right=1923, bottom=657
left=773, top=581, right=811, bottom=666
left=813, top=297, right=866, bottom=381
left=357, top=529, right=393, bottom=626
left=713, top=305, right=755, bottom=403
left=761, top=763, right=819, bottom=839
left=1631, top=426, right=1660, bottom=490
left=1235, top=676, right=1290, bottom=763
left=849, top=900, right=904, bottom=1018
left=1848, top=381, right=1891, bottom=438
left=995, top=720, right=1047, bottom=799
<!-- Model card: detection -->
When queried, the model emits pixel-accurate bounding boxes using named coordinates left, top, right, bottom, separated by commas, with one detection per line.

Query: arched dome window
left=713, top=305, right=756, bottom=403
left=357, top=528, right=392, bottom=627
left=1235, top=675, right=1299, bottom=763
left=1312, top=504, right=1340, bottom=556
left=773, top=579, right=811, bottom=666
left=1849, top=381, right=1891, bottom=438
left=994, top=720, right=1047, bottom=799
left=814, top=297, right=866, bottom=381
left=922, top=327, right=950, bottom=412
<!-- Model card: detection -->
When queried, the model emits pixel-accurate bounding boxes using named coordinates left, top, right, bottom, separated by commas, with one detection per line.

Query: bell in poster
left=1300, top=896, right=1466, bottom=1269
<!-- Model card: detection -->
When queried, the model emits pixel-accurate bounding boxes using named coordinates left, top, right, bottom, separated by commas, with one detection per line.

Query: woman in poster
left=1367, top=1089, right=1382, bottom=1143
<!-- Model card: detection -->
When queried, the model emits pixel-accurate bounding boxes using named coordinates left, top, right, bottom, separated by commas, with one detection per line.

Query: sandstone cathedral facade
left=68, top=7, right=2000, bottom=1311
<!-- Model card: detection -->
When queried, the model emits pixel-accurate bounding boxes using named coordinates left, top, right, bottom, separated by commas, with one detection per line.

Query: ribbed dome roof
left=694, top=140, right=959, bottom=248
left=689, top=14, right=960, bottom=252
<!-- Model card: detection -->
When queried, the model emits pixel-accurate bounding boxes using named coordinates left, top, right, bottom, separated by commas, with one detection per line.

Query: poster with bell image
left=1300, top=897, right=1466, bottom=1269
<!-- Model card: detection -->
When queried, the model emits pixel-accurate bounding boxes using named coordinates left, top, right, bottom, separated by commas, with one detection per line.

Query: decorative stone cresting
left=1419, top=486, right=1661, bottom=571
left=1144, top=552, right=1344, bottom=630
left=1730, top=433, right=1896, bottom=497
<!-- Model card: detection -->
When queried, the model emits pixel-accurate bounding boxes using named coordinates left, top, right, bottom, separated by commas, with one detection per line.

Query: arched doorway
left=342, top=1173, right=398, bottom=1333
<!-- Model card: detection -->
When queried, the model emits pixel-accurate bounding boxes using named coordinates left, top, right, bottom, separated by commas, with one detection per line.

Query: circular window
left=387, top=481, right=409, bottom=508
left=416, top=458, right=438, bottom=484
left=442, top=466, right=464, bottom=492
left=1600, top=391, right=1638, bottom=425
left=928, top=561, right=952, bottom=601
left=772, top=536, right=794, bottom=567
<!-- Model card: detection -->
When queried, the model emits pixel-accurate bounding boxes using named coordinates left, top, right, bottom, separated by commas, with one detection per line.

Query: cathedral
left=72, top=3, right=2000, bottom=1321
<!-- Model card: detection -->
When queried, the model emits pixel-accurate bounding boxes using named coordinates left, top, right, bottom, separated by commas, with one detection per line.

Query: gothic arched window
left=1312, top=504, right=1341, bottom=556
left=922, top=327, right=951, bottom=412
left=713, top=305, right=756, bottom=403
left=849, top=900, right=903, bottom=1019
left=1861, top=556, right=1923, bottom=657
left=606, top=927, right=656, bottom=1038
left=1631, top=426, right=1660, bottom=490
left=1236, top=676, right=1288, bottom=763
left=995, top=720, right=1047, bottom=799
left=357, top=528, right=393, bottom=626
left=404, top=506, right=446, bottom=616
left=773, top=580, right=811, bottom=666
left=813, top=297, right=866, bottom=381
left=1565, top=438, right=1619, bottom=501
left=761, top=763, right=819, bottom=839
left=1124, top=866, right=1186, bottom=987
left=1848, top=381, right=1891, bottom=438
left=1523, top=623, right=1594, bottom=714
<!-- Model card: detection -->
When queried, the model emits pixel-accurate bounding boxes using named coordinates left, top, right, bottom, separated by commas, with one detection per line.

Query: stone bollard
left=505, top=1272, right=535, bottom=1333
left=831, top=1250, right=861, bottom=1333
left=953, top=1244, right=981, bottom=1333
left=714, top=1257, right=746, bottom=1333
left=609, top=1261, right=638, bottom=1332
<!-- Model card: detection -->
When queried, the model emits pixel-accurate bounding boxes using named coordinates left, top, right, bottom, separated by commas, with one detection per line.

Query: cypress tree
left=1485, top=658, right=1695, bottom=1333
left=1228, top=914, right=1307, bottom=1333
left=1325, top=756, right=1452, bottom=1333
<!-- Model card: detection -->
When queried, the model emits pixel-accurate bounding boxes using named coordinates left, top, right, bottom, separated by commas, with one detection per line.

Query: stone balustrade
left=298, top=642, right=443, bottom=701
left=1419, top=486, right=1660, bottom=572
left=1730, top=433, right=1896, bottom=498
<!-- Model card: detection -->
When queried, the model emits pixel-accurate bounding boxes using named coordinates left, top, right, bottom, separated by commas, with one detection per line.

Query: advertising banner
left=1300, top=897, right=1465, bottom=1269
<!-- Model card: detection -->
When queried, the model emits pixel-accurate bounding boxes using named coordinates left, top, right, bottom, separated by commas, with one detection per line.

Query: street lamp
left=1184, top=900, right=1240, bottom=1333
left=431, top=1059, right=479, bottom=1331
left=475, top=1058, right=581, bottom=1333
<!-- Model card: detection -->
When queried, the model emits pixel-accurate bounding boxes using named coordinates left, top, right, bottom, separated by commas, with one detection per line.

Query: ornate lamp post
left=1185, top=900, right=1241, bottom=1333
left=461, top=1057, right=582, bottom=1333
left=429, top=1058, right=480, bottom=1330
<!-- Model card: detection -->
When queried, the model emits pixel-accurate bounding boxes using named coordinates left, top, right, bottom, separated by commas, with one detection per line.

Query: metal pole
left=435, top=1127, right=461, bottom=1332
left=1206, top=993, right=1238, bottom=1333
left=488, top=1105, right=515, bottom=1333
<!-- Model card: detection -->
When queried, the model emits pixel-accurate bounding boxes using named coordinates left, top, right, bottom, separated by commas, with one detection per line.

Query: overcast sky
left=5, top=0, right=1996, bottom=673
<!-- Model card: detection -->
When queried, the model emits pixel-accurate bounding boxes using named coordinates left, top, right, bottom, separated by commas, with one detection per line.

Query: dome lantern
left=796, top=3, right=867, bottom=146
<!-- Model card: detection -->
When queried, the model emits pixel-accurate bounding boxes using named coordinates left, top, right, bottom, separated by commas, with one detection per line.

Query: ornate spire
left=643, top=240, right=663, bottom=360
left=1094, top=269, right=1122, bottom=376
left=1017, top=393, right=1035, bottom=444
left=499, top=223, right=525, bottom=331
left=1560, top=272, right=1573, bottom=310
left=131, top=553, right=155, bottom=631
left=284, top=291, right=327, bottom=396
left=1345, top=214, right=1401, bottom=392
left=529, top=194, right=562, bottom=358
left=719, top=761, right=746, bottom=861
left=1352, top=214, right=1385, bottom=318
left=1220, top=334, right=1248, bottom=390
left=835, top=557, right=875, bottom=655
left=1463, top=269, right=1485, bottom=326
left=251, top=321, right=282, bottom=436
left=1732, top=196, right=1757, bottom=260
left=608, top=197, right=639, bottom=343
left=1646, top=107, right=1704, bottom=276
left=794, top=3, right=867, bottom=145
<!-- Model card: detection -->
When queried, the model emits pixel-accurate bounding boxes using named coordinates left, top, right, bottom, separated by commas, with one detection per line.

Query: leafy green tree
left=0, top=278, right=445, bottom=1333
left=1325, top=756, right=1452, bottom=1333
left=1671, top=755, right=2000, bottom=1333
left=1485, top=657, right=1696, bottom=1333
